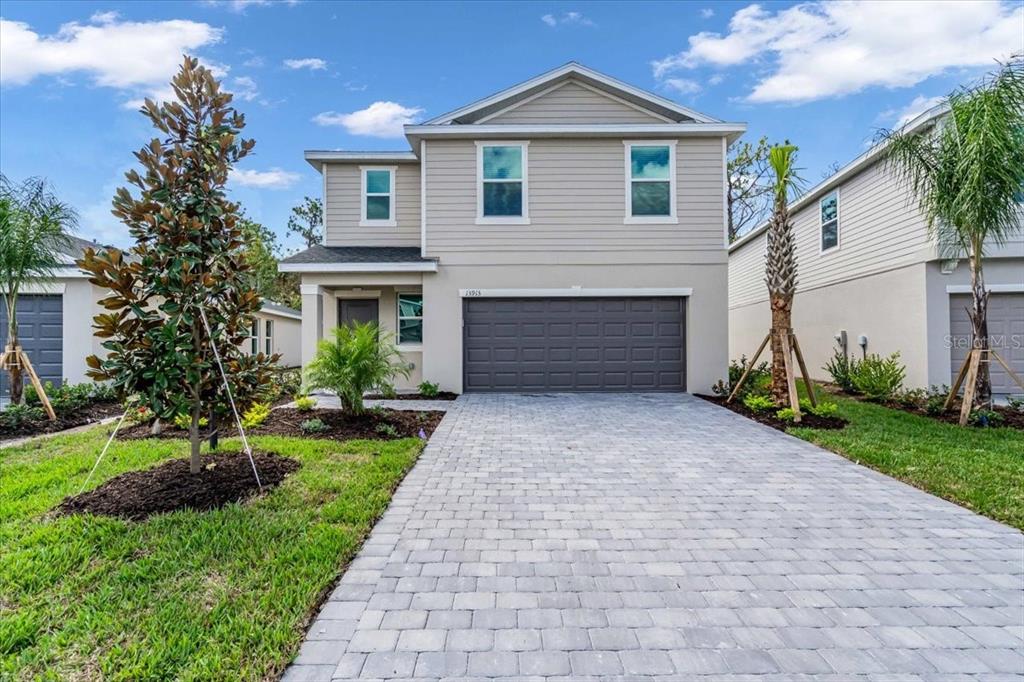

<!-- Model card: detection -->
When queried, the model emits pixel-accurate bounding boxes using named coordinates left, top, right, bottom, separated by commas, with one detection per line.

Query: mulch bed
left=117, top=408, right=444, bottom=442
left=0, top=401, right=122, bottom=439
left=698, top=394, right=848, bottom=431
left=57, top=450, right=299, bottom=521
left=365, top=392, right=459, bottom=401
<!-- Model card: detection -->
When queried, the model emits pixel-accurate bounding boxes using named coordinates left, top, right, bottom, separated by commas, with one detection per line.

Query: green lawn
left=0, top=427, right=424, bottom=680
left=788, top=392, right=1024, bottom=530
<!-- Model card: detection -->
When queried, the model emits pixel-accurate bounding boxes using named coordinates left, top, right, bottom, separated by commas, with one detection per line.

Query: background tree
left=286, top=196, right=323, bottom=247
left=880, top=56, right=1024, bottom=408
left=727, top=135, right=774, bottom=242
left=763, top=144, right=803, bottom=405
left=239, top=215, right=300, bottom=308
left=79, top=57, right=277, bottom=473
left=0, top=175, right=76, bottom=404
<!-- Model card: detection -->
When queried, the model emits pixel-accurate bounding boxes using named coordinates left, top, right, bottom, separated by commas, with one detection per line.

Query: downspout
left=420, top=139, right=427, bottom=258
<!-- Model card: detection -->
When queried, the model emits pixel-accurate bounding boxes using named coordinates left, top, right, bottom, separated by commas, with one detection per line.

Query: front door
left=339, top=298, right=379, bottom=328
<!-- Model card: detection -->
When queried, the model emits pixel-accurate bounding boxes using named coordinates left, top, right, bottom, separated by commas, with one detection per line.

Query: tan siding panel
left=324, top=162, right=421, bottom=247
left=486, top=80, right=667, bottom=124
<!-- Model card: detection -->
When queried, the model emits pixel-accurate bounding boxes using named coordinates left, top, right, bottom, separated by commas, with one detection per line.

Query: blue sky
left=1, top=0, right=1021, bottom=251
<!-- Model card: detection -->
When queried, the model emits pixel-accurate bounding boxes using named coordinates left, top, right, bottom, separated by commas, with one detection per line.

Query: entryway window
left=477, top=142, right=529, bottom=223
left=625, top=141, right=676, bottom=223
left=397, top=293, right=423, bottom=345
left=264, top=319, right=273, bottom=355
left=360, top=166, right=396, bottom=227
left=820, top=191, right=840, bottom=252
left=250, top=320, right=259, bottom=355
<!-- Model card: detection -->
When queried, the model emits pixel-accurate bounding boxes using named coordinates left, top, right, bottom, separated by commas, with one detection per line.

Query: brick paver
left=284, top=393, right=1023, bottom=681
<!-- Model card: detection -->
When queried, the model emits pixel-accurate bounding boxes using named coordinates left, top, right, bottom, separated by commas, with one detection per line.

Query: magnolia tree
left=79, top=57, right=277, bottom=473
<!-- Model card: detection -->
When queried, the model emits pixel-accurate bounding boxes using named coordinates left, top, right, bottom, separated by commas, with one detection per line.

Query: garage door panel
left=0, top=294, right=63, bottom=401
left=463, top=296, right=685, bottom=392
left=949, top=293, right=1024, bottom=396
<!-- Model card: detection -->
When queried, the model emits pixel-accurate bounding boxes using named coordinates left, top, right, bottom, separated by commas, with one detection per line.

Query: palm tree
left=880, top=57, right=1024, bottom=408
left=763, top=144, right=802, bottom=405
left=0, top=176, right=77, bottom=404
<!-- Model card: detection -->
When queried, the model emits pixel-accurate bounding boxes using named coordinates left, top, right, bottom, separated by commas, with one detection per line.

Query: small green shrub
left=807, top=400, right=838, bottom=418
left=968, top=409, right=1005, bottom=428
left=125, top=404, right=154, bottom=425
left=775, top=407, right=797, bottom=422
left=893, top=387, right=926, bottom=408
left=925, top=385, right=950, bottom=415
left=418, top=381, right=440, bottom=398
left=374, top=422, right=399, bottom=438
left=850, top=352, right=906, bottom=401
left=378, top=384, right=398, bottom=399
left=0, top=404, right=45, bottom=429
left=713, top=355, right=770, bottom=398
left=172, top=413, right=209, bottom=431
left=25, top=381, right=99, bottom=416
left=300, top=418, right=327, bottom=434
left=823, top=348, right=859, bottom=393
left=241, top=402, right=271, bottom=429
left=1007, top=395, right=1024, bottom=413
left=743, top=394, right=776, bottom=412
left=294, top=395, right=317, bottom=412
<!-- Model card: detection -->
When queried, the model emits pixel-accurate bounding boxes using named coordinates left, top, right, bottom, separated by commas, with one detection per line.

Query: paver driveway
left=286, top=394, right=1023, bottom=681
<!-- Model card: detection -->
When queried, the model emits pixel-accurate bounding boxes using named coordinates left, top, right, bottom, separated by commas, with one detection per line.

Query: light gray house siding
left=324, top=162, right=421, bottom=247
left=484, top=81, right=669, bottom=125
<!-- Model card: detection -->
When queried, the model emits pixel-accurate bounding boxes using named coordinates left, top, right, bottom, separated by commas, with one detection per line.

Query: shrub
left=894, top=388, right=926, bottom=408
left=173, top=413, right=209, bottom=431
left=378, top=384, right=398, bottom=399
left=305, top=322, right=411, bottom=415
left=925, top=385, right=950, bottom=415
left=775, top=407, right=797, bottom=422
left=300, top=418, right=327, bottom=434
left=806, top=400, right=839, bottom=418
left=241, top=402, right=271, bottom=429
left=1007, top=395, right=1024, bottom=413
left=418, top=381, right=440, bottom=398
left=968, top=409, right=1005, bottom=428
left=294, top=395, right=317, bottom=412
left=126, top=404, right=154, bottom=425
left=25, top=381, right=95, bottom=416
left=0, top=404, right=45, bottom=430
left=713, top=355, right=770, bottom=398
left=823, top=348, right=859, bottom=393
left=374, top=423, right=399, bottom=438
left=743, top=394, right=776, bottom=412
left=850, top=352, right=906, bottom=401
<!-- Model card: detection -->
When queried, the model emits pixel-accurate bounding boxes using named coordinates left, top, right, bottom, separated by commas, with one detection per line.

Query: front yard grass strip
left=0, top=427, right=424, bottom=680
left=787, top=393, right=1024, bottom=531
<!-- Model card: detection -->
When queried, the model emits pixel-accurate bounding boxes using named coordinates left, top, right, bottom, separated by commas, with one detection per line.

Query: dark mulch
left=698, top=394, right=848, bottom=431
left=57, top=451, right=299, bottom=521
left=0, top=401, right=122, bottom=439
left=365, top=392, right=459, bottom=401
left=117, top=408, right=444, bottom=442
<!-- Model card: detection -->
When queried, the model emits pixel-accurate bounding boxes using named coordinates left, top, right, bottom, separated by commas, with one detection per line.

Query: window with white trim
left=477, top=143, right=528, bottom=222
left=264, top=319, right=273, bottom=355
left=820, top=191, right=839, bottom=252
left=360, top=167, right=396, bottom=226
left=249, top=320, right=259, bottom=355
left=397, top=293, right=423, bottom=345
left=625, top=142, right=676, bottom=222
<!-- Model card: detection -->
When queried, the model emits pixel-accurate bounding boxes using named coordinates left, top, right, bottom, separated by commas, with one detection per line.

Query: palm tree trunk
left=968, top=252, right=992, bottom=408
left=5, top=296, right=23, bottom=405
left=769, top=293, right=793, bottom=404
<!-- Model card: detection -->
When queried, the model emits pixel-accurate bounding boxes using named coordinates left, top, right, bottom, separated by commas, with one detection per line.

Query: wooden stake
left=959, top=349, right=981, bottom=427
left=727, top=332, right=771, bottom=403
left=790, top=333, right=817, bottom=408
left=990, top=350, right=1024, bottom=391
left=945, top=352, right=971, bottom=412
left=17, top=348, right=56, bottom=421
left=780, top=331, right=802, bottom=423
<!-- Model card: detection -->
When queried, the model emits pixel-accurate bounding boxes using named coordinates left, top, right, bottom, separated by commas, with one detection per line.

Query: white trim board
left=459, top=287, right=693, bottom=298
left=946, top=284, right=1024, bottom=294
left=281, top=262, right=438, bottom=273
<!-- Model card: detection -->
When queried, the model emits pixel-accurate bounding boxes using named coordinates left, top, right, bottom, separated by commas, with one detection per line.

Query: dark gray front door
left=1, top=294, right=63, bottom=400
left=463, top=297, right=686, bottom=392
left=339, top=299, right=379, bottom=327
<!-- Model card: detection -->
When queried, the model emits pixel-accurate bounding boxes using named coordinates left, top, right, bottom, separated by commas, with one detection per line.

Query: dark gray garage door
left=950, top=293, right=1023, bottom=396
left=463, top=297, right=685, bottom=392
left=0, top=294, right=63, bottom=401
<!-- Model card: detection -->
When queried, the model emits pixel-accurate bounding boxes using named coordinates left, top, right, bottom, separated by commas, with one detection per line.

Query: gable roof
left=423, top=62, right=721, bottom=126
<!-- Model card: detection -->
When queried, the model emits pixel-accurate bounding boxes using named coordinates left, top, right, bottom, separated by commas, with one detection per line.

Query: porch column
left=300, top=284, right=326, bottom=367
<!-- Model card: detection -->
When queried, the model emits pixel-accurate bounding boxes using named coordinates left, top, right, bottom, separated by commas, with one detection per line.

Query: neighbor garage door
left=463, top=297, right=685, bottom=392
left=949, top=293, right=1024, bottom=396
left=0, top=294, right=63, bottom=401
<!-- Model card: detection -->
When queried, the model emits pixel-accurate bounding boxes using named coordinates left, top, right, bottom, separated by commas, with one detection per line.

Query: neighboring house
left=248, top=301, right=302, bottom=367
left=729, top=106, right=1024, bottom=397
left=0, top=236, right=302, bottom=401
left=280, top=63, right=744, bottom=393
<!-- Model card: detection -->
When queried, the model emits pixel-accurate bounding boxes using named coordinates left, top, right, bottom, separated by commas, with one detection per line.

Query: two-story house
left=280, top=63, right=745, bottom=394
left=729, top=105, right=1024, bottom=398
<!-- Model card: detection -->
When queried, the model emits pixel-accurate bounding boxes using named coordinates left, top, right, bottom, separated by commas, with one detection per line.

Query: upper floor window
left=820, top=191, right=839, bottom=252
left=360, top=166, right=396, bottom=227
left=477, top=142, right=529, bottom=224
left=397, top=293, right=423, bottom=345
left=625, top=141, right=677, bottom=223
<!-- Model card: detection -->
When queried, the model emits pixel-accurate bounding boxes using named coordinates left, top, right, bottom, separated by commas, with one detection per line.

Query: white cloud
left=313, top=101, right=424, bottom=138
left=652, top=0, right=1023, bottom=103
left=700, top=8, right=714, bottom=18
left=885, top=94, right=947, bottom=127
left=663, top=78, right=701, bottom=95
left=203, top=0, right=300, bottom=12
left=229, top=76, right=259, bottom=101
left=0, top=15, right=224, bottom=105
left=242, top=55, right=265, bottom=68
left=708, top=74, right=724, bottom=86
left=540, top=11, right=595, bottom=27
left=231, top=167, right=301, bottom=189
left=283, top=57, right=327, bottom=71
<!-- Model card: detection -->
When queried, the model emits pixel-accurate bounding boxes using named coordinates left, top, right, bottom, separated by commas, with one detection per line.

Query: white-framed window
left=249, top=320, right=259, bottom=355
left=264, top=319, right=273, bottom=355
left=820, top=190, right=840, bottom=252
left=476, top=142, right=529, bottom=224
left=360, top=166, right=397, bottom=227
left=397, top=293, right=423, bottom=345
left=624, top=141, right=677, bottom=224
